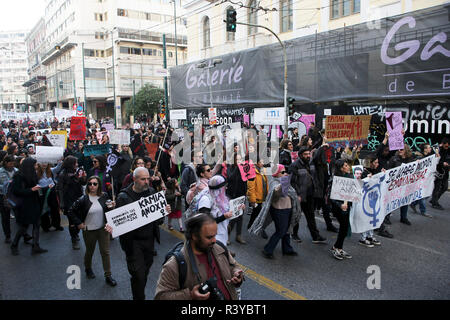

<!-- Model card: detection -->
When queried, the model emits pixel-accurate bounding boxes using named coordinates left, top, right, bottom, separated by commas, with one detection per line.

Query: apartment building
left=184, top=0, right=448, bottom=62
left=0, top=31, right=29, bottom=112
left=32, top=0, right=187, bottom=125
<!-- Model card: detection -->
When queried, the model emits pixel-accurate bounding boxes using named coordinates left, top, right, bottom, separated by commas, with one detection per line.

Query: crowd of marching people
left=0, top=115, right=448, bottom=300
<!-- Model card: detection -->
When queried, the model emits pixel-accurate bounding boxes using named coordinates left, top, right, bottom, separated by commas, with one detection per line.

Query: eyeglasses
left=88, top=182, right=98, bottom=186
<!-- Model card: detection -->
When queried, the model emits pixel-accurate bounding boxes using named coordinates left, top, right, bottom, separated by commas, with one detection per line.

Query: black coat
left=289, top=157, right=320, bottom=202
left=66, top=192, right=112, bottom=228
left=116, top=183, right=161, bottom=255
left=57, top=169, right=86, bottom=211
left=11, top=173, right=41, bottom=225
left=226, top=165, right=247, bottom=199
left=279, top=150, right=292, bottom=167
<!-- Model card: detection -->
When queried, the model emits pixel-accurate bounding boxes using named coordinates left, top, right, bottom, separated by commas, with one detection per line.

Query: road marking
left=159, top=224, right=307, bottom=300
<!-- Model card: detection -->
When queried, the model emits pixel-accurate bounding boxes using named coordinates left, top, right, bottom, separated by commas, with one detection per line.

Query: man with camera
left=155, top=214, right=244, bottom=300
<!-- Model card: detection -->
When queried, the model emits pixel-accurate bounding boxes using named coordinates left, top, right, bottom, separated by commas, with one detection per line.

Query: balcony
left=117, top=28, right=187, bottom=47
left=41, top=35, right=77, bottom=65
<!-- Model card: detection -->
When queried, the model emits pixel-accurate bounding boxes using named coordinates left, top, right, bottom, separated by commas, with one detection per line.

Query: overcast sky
left=0, top=0, right=47, bottom=32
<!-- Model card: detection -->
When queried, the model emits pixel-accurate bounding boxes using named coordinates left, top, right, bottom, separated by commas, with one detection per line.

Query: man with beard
left=155, top=214, right=244, bottom=300
left=290, top=147, right=327, bottom=244
left=106, top=167, right=171, bottom=300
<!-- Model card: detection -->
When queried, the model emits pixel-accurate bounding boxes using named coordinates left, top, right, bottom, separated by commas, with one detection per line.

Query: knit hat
left=272, top=164, right=285, bottom=177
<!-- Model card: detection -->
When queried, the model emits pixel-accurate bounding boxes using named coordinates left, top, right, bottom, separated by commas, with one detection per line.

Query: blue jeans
left=264, top=207, right=294, bottom=255
left=400, top=205, right=408, bottom=221
left=411, top=199, right=426, bottom=214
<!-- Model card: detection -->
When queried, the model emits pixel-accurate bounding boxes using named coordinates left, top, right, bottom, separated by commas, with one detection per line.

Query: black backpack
left=163, top=240, right=230, bottom=289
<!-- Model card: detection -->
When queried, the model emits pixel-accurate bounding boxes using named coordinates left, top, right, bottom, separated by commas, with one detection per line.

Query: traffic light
left=226, top=8, right=237, bottom=32
left=288, top=97, right=295, bottom=115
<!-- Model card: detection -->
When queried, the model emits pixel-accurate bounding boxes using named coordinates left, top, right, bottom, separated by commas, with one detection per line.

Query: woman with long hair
left=10, top=158, right=47, bottom=255
left=67, top=176, right=117, bottom=286
left=87, top=155, right=111, bottom=194
left=37, top=162, right=63, bottom=232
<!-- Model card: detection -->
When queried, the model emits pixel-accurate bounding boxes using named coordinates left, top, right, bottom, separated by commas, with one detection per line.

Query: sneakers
left=236, top=235, right=247, bottom=245
left=168, top=225, right=174, bottom=231
left=339, top=249, right=352, bottom=259
left=377, top=229, right=394, bottom=238
left=72, top=240, right=80, bottom=250
left=359, top=239, right=374, bottom=248
left=291, top=234, right=302, bottom=243
left=31, top=246, right=48, bottom=254
left=432, top=204, right=444, bottom=210
left=312, top=236, right=327, bottom=244
left=86, top=268, right=96, bottom=279
left=105, top=276, right=117, bottom=287
left=421, top=213, right=433, bottom=218
left=331, top=247, right=343, bottom=260
left=367, top=237, right=381, bottom=246
left=400, top=219, right=411, bottom=226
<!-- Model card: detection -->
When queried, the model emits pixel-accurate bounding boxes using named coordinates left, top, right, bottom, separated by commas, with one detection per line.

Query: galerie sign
left=106, top=191, right=168, bottom=238
left=350, top=155, right=438, bottom=233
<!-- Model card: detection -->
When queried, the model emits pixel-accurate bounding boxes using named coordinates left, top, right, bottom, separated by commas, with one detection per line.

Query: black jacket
left=389, top=154, right=415, bottom=169
left=279, top=150, right=292, bottom=167
left=226, top=165, right=247, bottom=199
left=116, top=183, right=161, bottom=254
left=289, top=157, right=320, bottom=202
left=57, top=169, right=86, bottom=211
left=66, top=192, right=112, bottom=228
left=11, top=173, right=41, bottom=225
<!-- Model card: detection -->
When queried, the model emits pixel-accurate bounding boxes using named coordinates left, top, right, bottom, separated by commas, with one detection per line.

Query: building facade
left=27, top=0, right=187, bottom=125
left=0, top=31, right=29, bottom=112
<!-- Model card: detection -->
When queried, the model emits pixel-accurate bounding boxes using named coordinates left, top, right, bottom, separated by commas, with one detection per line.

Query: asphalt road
left=0, top=193, right=449, bottom=300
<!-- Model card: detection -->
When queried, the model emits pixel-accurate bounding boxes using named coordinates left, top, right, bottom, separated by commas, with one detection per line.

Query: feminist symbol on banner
left=238, top=161, right=256, bottom=181
left=106, top=153, right=118, bottom=173
left=361, top=175, right=384, bottom=227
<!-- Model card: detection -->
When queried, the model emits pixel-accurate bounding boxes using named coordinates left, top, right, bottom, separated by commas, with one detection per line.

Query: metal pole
left=132, top=79, right=135, bottom=114
left=111, top=30, right=117, bottom=127
left=73, top=79, right=77, bottom=112
left=56, top=58, right=59, bottom=110
left=173, top=0, right=178, bottom=66
left=162, top=34, right=168, bottom=121
left=235, top=21, right=288, bottom=133
left=82, top=42, right=87, bottom=116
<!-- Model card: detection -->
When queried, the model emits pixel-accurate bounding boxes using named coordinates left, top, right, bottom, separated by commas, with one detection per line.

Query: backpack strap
left=173, top=250, right=187, bottom=289
left=215, top=240, right=231, bottom=264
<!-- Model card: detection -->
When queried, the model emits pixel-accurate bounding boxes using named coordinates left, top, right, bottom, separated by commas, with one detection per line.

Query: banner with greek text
left=106, top=191, right=168, bottom=238
left=330, top=176, right=363, bottom=203
left=325, top=115, right=372, bottom=147
left=350, top=155, right=438, bottom=233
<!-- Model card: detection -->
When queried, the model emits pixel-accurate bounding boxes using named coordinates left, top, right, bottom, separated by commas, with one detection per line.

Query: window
left=117, top=9, right=127, bottom=17
left=168, top=52, right=173, bottom=58
left=280, top=0, right=293, bottom=33
left=95, top=13, right=103, bottom=21
left=119, top=47, right=141, bottom=55
left=95, top=32, right=105, bottom=39
left=248, top=1, right=258, bottom=35
left=85, top=68, right=106, bottom=79
left=226, top=6, right=235, bottom=41
left=330, top=0, right=360, bottom=19
left=203, top=17, right=210, bottom=48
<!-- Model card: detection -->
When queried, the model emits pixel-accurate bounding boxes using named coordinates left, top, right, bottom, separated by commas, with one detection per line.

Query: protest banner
left=69, top=117, right=86, bottom=140
left=350, top=155, right=438, bottom=233
left=386, top=111, right=404, bottom=151
left=54, top=108, right=75, bottom=119
left=254, top=107, right=285, bottom=125
left=46, top=133, right=66, bottom=148
left=291, top=151, right=299, bottom=163
left=208, top=108, right=217, bottom=125
left=35, top=146, right=64, bottom=164
left=330, top=176, right=363, bottom=203
left=109, top=130, right=130, bottom=145
left=238, top=161, right=256, bottom=181
left=243, top=114, right=250, bottom=126
left=103, top=123, right=115, bottom=131
left=325, top=115, right=371, bottom=148
left=170, top=109, right=187, bottom=120
left=289, top=114, right=315, bottom=137
left=106, top=191, right=168, bottom=238
left=229, top=196, right=246, bottom=220
left=84, top=144, right=111, bottom=156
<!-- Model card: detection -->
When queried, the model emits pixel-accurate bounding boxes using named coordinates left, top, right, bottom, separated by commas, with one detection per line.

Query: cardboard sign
left=106, top=191, right=168, bottom=238
left=330, top=176, right=363, bottom=203
left=325, top=115, right=371, bottom=143
left=69, top=117, right=86, bottom=140
left=229, top=196, right=246, bottom=220
left=35, top=146, right=64, bottom=164
left=103, top=123, right=115, bottom=131
left=109, top=130, right=130, bottom=145
left=46, top=133, right=66, bottom=148
left=386, top=111, right=404, bottom=151
left=238, top=161, right=256, bottom=181
left=84, top=144, right=111, bottom=156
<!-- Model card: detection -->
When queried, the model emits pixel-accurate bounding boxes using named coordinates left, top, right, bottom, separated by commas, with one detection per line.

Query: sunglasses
left=205, top=168, right=211, bottom=172
left=281, top=171, right=287, bottom=174
left=93, top=160, right=99, bottom=163
left=88, top=182, right=98, bottom=186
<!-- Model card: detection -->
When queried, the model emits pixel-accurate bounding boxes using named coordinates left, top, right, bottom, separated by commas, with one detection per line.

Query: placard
left=325, top=115, right=371, bottom=146
left=69, top=117, right=86, bottom=141
left=35, top=146, right=64, bottom=164
left=84, top=144, right=111, bottom=156
left=51, top=130, right=68, bottom=148
left=46, top=133, right=66, bottom=148
left=386, top=111, right=404, bottom=151
left=106, top=191, right=168, bottom=238
left=229, top=196, right=246, bottom=220
left=109, top=130, right=130, bottom=145
left=330, top=176, right=363, bottom=203
left=170, top=109, right=187, bottom=120
left=237, top=161, right=256, bottom=181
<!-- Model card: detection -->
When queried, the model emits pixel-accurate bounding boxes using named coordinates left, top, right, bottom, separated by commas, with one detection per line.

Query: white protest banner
left=229, top=196, right=246, bottom=220
left=54, top=108, right=75, bottom=119
left=46, top=133, right=66, bottom=148
left=350, top=155, right=438, bottom=233
left=106, top=191, right=168, bottom=238
left=330, top=176, right=363, bottom=203
left=170, top=109, right=187, bottom=120
left=35, top=146, right=64, bottom=164
left=109, top=130, right=130, bottom=145
left=254, top=107, right=285, bottom=125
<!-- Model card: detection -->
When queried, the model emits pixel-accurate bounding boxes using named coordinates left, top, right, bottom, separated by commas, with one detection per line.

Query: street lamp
left=196, top=59, right=222, bottom=110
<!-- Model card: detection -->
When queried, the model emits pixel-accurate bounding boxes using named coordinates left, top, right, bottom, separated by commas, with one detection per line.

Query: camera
left=198, top=277, right=225, bottom=300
